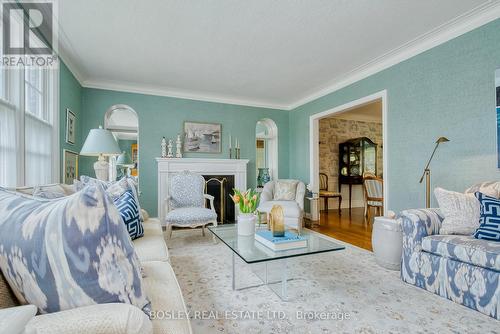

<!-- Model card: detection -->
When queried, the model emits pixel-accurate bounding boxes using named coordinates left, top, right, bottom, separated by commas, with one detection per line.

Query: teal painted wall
left=59, top=62, right=83, bottom=181
left=60, top=18, right=500, bottom=215
left=80, top=88, right=290, bottom=215
left=289, top=19, right=500, bottom=213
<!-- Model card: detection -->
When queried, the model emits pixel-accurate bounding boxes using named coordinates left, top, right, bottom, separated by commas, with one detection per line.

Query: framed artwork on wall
left=66, top=108, right=76, bottom=144
left=63, top=149, right=79, bottom=184
left=183, top=121, right=221, bottom=153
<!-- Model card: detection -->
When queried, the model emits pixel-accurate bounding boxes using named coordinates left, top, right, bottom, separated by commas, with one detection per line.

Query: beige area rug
left=166, top=229, right=498, bottom=334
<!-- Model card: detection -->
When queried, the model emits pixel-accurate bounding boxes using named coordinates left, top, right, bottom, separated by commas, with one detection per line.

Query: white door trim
left=309, top=90, right=389, bottom=215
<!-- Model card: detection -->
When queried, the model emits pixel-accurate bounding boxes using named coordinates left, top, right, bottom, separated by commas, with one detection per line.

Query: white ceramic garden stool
left=372, top=217, right=403, bottom=270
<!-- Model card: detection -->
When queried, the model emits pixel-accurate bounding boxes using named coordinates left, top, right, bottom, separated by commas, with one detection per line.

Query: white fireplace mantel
left=156, top=158, right=249, bottom=223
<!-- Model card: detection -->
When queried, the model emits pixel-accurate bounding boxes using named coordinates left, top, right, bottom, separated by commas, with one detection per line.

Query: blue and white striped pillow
left=474, top=192, right=500, bottom=241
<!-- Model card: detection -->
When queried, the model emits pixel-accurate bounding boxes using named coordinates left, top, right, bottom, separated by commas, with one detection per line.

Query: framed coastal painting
left=183, top=121, right=221, bottom=153
left=63, top=149, right=79, bottom=184
left=66, top=109, right=76, bottom=144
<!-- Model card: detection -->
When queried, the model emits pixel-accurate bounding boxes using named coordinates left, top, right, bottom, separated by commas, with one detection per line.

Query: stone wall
left=319, top=117, right=383, bottom=209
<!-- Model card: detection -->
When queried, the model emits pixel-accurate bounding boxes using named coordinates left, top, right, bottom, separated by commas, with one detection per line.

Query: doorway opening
left=308, top=90, right=388, bottom=251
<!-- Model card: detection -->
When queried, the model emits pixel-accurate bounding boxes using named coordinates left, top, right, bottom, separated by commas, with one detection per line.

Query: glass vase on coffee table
left=269, top=205, right=285, bottom=237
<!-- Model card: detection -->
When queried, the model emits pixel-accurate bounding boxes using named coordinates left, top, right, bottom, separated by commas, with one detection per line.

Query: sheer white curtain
left=0, top=65, right=58, bottom=187
left=25, top=114, right=53, bottom=185
left=23, top=67, right=57, bottom=186
left=0, top=67, right=22, bottom=187
left=0, top=101, right=18, bottom=187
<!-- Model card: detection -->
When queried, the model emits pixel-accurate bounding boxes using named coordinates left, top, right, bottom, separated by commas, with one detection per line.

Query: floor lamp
left=419, top=137, right=450, bottom=208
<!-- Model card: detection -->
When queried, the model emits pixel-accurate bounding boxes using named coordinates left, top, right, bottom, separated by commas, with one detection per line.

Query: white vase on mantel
left=237, top=213, right=256, bottom=236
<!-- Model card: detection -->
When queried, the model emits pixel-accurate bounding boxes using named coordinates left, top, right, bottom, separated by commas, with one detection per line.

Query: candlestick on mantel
left=229, top=134, right=232, bottom=149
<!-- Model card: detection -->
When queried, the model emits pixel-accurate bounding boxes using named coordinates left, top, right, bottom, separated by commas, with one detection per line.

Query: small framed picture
left=63, top=149, right=79, bottom=184
left=183, top=121, right=221, bottom=153
left=66, top=108, right=76, bottom=145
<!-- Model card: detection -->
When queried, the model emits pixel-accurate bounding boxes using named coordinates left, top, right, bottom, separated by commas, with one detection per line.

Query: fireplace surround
left=204, top=175, right=235, bottom=223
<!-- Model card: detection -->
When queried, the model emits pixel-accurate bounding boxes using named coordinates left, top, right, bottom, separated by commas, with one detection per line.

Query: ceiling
left=57, top=0, right=500, bottom=110
left=326, top=100, right=382, bottom=123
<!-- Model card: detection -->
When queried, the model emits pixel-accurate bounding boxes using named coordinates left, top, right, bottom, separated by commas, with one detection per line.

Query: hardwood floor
left=306, top=207, right=373, bottom=251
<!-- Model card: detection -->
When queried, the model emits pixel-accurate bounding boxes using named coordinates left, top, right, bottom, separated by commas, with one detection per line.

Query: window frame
left=0, top=66, right=59, bottom=187
left=0, top=7, right=59, bottom=187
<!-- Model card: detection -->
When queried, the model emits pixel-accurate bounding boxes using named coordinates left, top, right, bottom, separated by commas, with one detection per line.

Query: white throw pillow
left=464, top=181, right=500, bottom=198
left=0, top=305, right=37, bottom=334
left=434, top=187, right=480, bottom=235
left=273, top=180, right=298, bottom=200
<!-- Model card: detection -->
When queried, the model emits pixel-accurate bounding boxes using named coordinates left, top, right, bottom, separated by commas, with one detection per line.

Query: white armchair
left=164, top=171, right=218, bottom=238
left=257, top=179, right=306, bottom=232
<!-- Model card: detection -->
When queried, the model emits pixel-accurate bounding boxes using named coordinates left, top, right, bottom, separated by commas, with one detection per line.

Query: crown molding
left=82, top=80, right=288, bottom=110
left=287, top=1, right=500, bottom=110
left=57, top=45, right=86, bottom=85
left=329, top=113, right=382, bottom=124
left=54, top=9, right=86, bottom=85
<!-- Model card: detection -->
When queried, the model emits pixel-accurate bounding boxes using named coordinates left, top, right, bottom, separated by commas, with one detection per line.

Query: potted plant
left=230, top=188, right=260, bottom=236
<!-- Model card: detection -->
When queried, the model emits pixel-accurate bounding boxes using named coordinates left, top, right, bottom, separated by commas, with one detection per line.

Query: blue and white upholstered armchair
left=165, top=171, right=217, bottom=238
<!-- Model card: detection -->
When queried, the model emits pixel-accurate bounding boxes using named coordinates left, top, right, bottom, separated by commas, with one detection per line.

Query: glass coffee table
left=208, top=224, right=345, bottom=300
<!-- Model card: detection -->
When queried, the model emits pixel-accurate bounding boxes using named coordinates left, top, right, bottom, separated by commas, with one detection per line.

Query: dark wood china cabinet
left=338, top=137, right=377, bottom=210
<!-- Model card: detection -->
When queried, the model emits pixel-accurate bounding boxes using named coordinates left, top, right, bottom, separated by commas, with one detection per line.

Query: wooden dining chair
left=363, top=175, right=383, bottom=223
left=319, top=173, right=342, bottom=214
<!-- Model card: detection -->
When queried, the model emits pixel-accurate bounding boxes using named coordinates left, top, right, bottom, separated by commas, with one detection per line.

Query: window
left=0, top=23, right=58, bottom=187
left=0, top=70, right=18, bottom=186
left=24, top=67, right=57, bottom=186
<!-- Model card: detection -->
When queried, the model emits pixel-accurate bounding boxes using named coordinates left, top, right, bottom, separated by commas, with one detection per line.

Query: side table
left=306, top=196, right=320, bottom=226
left=372, top=216, right=402, bottom=270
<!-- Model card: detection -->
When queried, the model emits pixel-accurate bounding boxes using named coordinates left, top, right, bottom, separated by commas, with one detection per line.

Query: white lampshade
left=80, top=126, right=121, bottom=156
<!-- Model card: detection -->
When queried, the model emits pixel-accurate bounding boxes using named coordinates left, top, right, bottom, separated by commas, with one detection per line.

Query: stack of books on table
left=254, top=230, right=307, bottom=251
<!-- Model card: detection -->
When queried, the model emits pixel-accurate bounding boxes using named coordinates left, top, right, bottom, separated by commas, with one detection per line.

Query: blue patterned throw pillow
left=474, top=192, right=500, bottom=241
left=77, top=176, right=144, bottom=221
left=0, top=185, right=150, bottom=314
left=114, top=190, right=144, bottom=239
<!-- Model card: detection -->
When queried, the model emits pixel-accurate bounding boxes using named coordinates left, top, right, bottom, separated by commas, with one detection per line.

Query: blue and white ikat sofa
left=400, top=208, right=500, bottom=320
